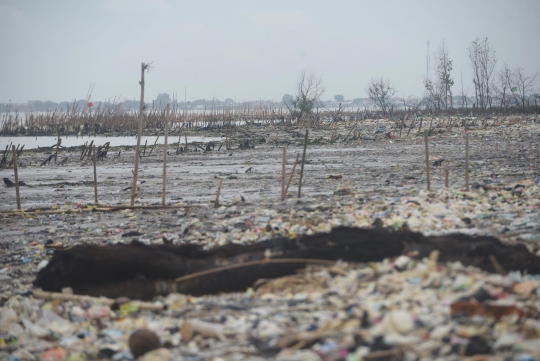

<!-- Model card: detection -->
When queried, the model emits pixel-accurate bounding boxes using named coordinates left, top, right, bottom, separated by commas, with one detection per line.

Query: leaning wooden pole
left=12, top=145, right=21, bottom=210
left=424, top=130, right=431, bottom=191
left=215, top=178, right=223, bottom=208
left=283, top=154, right=300, bottom=201
left=162, top=104, right=169, bottom=206
left=131, top=63, right=146, bottom=206
left=297, top=130, right=308, bottom=198
left=465, top=131, right=470, bottom=192
left=281, top=148, right=286, bottom=200
left=93, top=146, right=98, bottom=204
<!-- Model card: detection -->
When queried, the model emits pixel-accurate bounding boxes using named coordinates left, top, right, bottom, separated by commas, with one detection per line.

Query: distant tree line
left=3, top=37, right=538, bottom=116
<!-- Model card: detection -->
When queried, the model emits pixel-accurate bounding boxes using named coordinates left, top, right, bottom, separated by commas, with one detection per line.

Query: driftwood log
left=34, top=227, right=540, bottom=300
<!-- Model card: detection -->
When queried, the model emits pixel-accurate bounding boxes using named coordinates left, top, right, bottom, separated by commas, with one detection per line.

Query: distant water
left=0, top=135, right=222, bottom=150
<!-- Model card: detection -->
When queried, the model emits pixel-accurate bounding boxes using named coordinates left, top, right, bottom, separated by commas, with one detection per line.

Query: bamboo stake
left=281, top=148, right=286, bottom=200
left=406, top=119, right=414, bottom=138
left=131, top=62, right=146, bottom=206
left=176, top=132, right=182, bottom=154
left=465, top=131, right=469, bottom=192
left=214, top=178, right=223, bottom=208
left=424, top=131, right=431, bottom=191
left=2, top=144, right=10, bottom=166
left=147, top=135, right=160, bottom=157
left=12, top=145, right=21, bottom=210
left=54, top=137, right=60, bottom=162
left=282, top=154, right=300, bottom=201
left=82, top=140, right=93, bottom=160
left=93, top=146, right=98, bottom=204
left=142, top=139, right=148, bottom=157
left=297, top=130, right=309, bottom=197
left=80, top=142, right=86, bottom=160
left=162, top=104, right=169, bottom=206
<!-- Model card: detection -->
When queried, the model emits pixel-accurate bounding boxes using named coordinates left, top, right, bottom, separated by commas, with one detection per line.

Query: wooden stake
left=176, top=132, right=182, bottom=154
left=131, top=62, right=146, bottom=206
left=406, top=119, right=414, bottom=138
left=162, top=104, right=169, bottom=206
left=281, top=148, right=286, bottom=200
left=465, top=131, right=469, bottom=192
left=80, top=142, right=87, bottom=160
left=147, top=135, right=160, bottom=157
left=93, top=146, right=98, bottom=204
left=81, top=139, right=94, bottom=160
left=54, top=137, right=60, bottom=162
left=214, top=178, right=223, bottom=208
left=142, top=139, right=148, bottom=157
left=283, top=154, right=300, bottom=201
left=445, top=163, right=449, bottom=188
left=424, top=131, right=431, bottom=191
left=298, top=130, right=309, bottom=197
left=12, top=145, right=21, bottom=210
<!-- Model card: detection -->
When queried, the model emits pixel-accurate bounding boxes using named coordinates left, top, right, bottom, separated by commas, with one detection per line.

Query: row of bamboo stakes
left=5, top=101, right=532, bottom=136
left=0, top=101, right=314, bottom=136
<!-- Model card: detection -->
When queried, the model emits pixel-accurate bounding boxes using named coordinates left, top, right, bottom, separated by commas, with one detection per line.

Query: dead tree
left=513, top=66, right=538, bottom=113
left=289, top=70, right=325, bottom=123
left=469, top=37, right=497, bottom=110
left=366, top=77, right=397, bottom=115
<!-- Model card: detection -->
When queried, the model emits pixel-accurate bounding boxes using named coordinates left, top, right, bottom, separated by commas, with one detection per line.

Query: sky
left=1, top=0, right=539, bottom=103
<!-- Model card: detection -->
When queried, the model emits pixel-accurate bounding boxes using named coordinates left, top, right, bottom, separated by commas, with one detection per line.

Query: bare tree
left=468, top=37, right=497, bottom=110
left=366, top=77, right=397, bottom=115
left=434, top=40, right=454, bottom=109
left=288, top=70, right=325, bottom=121
left=495, top=63, right=515, bottom=112
left=513, top=66, right=538, bottom=113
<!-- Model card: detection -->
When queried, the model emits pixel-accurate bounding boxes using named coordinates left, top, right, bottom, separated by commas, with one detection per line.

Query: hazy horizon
left=1, top=0, right=539, bottom=104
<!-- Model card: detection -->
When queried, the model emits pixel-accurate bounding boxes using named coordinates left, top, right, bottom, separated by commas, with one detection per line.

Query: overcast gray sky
left=1, top=0, right=539, bottom=103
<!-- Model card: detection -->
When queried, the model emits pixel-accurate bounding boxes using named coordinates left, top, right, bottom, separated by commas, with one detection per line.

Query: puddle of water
left=0, top=135, right=222, bottom=150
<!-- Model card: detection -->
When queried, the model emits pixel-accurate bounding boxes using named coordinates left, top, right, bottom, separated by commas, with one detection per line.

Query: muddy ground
left=2, top=116, right=539, bottom=236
